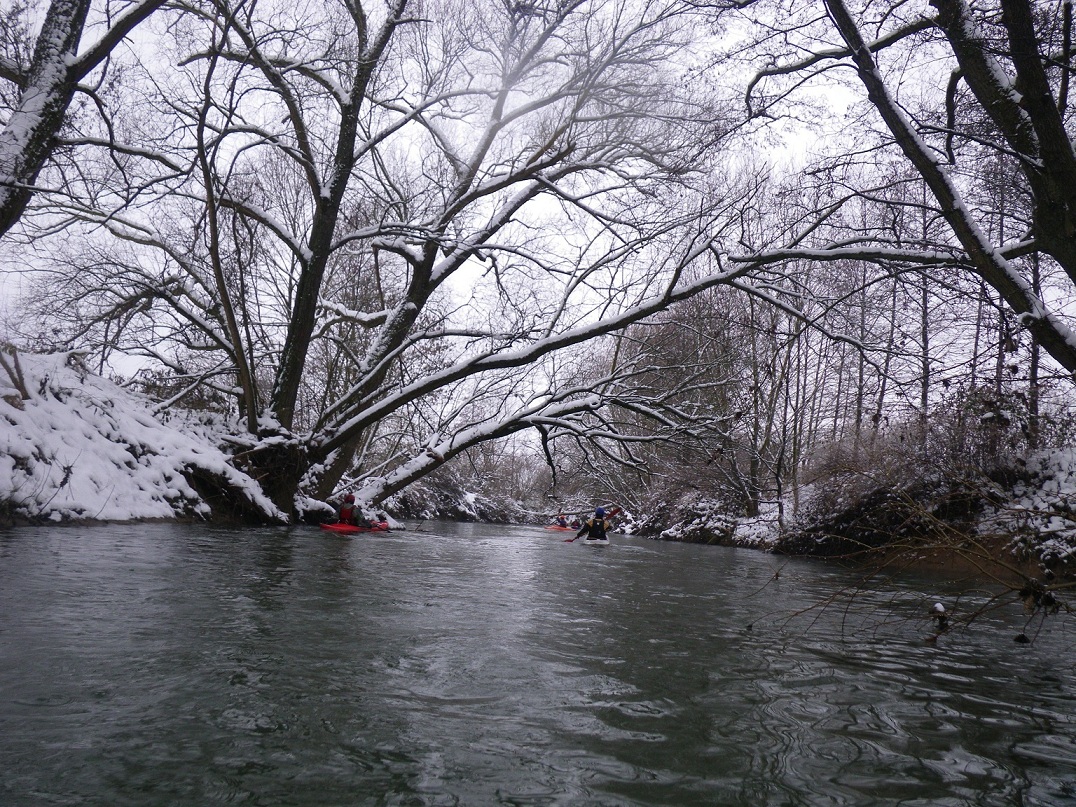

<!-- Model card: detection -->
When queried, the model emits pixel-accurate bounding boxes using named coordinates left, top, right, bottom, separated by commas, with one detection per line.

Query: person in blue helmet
left=575, top=506, right=618, bottom=542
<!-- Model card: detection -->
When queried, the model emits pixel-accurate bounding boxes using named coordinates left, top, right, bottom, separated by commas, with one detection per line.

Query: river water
left=0, top=522, right=1073, bottom=806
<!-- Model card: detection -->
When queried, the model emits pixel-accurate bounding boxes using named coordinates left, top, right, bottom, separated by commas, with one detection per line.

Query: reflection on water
left=0, top=522, right=1073, bottom=806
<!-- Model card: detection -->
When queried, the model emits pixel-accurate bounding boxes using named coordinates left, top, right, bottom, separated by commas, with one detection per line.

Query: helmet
left=595, top=507, right=605, bottom=517
left=345, top=494, right=355, bottom=502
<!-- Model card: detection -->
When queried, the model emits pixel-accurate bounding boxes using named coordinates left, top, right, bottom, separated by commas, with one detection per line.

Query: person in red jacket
left=339, top=494, right=376, bottom=527
left=338, top=494, right=358, bottom=525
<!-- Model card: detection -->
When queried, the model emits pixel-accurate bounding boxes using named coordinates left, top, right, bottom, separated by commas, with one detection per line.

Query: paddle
left=564, top=507, right=621, bottom=542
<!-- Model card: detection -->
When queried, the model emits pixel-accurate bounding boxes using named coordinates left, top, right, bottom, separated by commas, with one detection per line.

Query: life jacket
left=587, top=517, right=607, bottom=540
left=340, top=504, right=357, bottom=523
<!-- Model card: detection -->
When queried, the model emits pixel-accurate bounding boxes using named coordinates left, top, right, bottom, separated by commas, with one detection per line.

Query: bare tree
left=736, top=0, right=1076, bottom=381
left=21, top=0, right=761, bottom=518
left=0, top=0, right=167, bottom=236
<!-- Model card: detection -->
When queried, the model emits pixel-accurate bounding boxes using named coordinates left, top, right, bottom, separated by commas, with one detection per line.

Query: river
left=0, top=522, right=1073, bottom=806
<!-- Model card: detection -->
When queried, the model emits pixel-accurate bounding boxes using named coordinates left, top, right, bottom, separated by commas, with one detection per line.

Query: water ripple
left=1, top=523, right=1073, bottom=806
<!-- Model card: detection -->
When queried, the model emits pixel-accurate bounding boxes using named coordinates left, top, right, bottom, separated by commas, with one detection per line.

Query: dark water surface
left=1, top=522, right=1073, bottom=806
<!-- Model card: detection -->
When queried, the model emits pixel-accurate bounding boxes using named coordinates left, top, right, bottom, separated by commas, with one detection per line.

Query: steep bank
left=0, top=350, right=283, bottom=525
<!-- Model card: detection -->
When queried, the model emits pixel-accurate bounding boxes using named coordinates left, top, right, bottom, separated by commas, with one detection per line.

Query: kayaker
left=339, top=494, right=358, bottom=524
left=554, top=513, right=568, bottom=527
left=575, top=506, right=614, bottom=542
left=339, top=496, right=377, bottom=528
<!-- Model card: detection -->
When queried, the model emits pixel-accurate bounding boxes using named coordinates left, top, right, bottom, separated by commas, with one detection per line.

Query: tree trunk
left=827, top=0, right=1076, bottom=379
left=0, top=0, right=89, bottom=236
left=268, top=1, right=409, bottom=431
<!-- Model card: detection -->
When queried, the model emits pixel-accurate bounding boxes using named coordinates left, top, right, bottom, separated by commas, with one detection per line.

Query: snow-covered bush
left=982, top=448, right=1076, bottom=574
left=923, top=385, right=1045, bottom=481
left=636, top=490, right=738, bottom=544
left=779, top=387, right=1076, bottom=573
left=380, top=468, right=530, bottom=523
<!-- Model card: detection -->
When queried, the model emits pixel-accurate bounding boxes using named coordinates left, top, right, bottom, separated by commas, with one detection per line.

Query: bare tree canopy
left=0, top=0, right=167, bottom=235
left=10, top=0, right=760, bottom=515
left=737, top=0, right=1076, bottom=377
left=4, top=0, right=1076, bottom=548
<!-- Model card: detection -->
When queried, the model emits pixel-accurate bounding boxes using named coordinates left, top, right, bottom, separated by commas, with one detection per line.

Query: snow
left=982, top=448, right=1076, bottom=569
left=0, top=350, right=284, bottom=523
left=646, top=491, right=782, bottom=548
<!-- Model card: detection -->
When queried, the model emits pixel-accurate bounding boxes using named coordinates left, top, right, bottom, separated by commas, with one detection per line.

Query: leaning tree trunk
left=0, top=0, right=90, bottom=236
left=0, top=0, right=166, bottom=237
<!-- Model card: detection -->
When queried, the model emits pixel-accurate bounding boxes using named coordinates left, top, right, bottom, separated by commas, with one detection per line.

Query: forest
left=1, top=0, right=1075, bottom=595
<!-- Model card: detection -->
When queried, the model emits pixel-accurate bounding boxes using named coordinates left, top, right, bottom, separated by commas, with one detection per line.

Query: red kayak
left=320, top=521, right=390, bottom=535
left=544, top=525, right=575, bottom=532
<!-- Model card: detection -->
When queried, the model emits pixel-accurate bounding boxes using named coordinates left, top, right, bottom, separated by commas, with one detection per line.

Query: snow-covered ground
left=0, top=350, right=283, bottom=523
left=981, top=448, right=1076, bottom=569
left=645, top=467, right=1076, bottom=575
left=649, top=492, right=782, bottom=549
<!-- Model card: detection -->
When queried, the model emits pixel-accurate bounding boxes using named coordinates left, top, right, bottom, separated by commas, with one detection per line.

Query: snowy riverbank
left=0, top=350, right=283, bottom=524
left=2, top=349, right=1074, bottom=586
left=646, top=466, right=1076, bottom=580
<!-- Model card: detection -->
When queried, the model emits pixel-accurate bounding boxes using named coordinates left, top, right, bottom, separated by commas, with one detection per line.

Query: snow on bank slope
left=983, top=449, right=1076, bottom=570
left=0, top=350, right=283, bottom=523
left=650, top=466, right=1076, bottom=573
